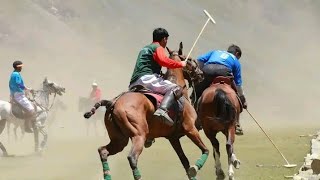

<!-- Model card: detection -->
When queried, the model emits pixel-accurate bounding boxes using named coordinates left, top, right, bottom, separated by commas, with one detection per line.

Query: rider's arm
left=233, top=60, right=243, bottom=95
left=15, top=74, right=26, bottom=90
left=197, top=51, right=214, bottom=64
left=153, top=46, right=184, bottom=69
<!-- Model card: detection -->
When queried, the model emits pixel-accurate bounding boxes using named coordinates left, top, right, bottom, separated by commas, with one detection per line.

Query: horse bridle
left=169, top=51, right=202, bottom=103
left=29, top=90, right=57, bottom=112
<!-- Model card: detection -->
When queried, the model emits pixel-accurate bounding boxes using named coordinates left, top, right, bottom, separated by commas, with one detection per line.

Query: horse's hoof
left=228, top=176, right=235, bottom=180
left=233, top=159, right=241, bottom=169
left=144, top=139, right=155, bottom=148
left=216, top=169, right=225, bottom=180
left=188, top=165, right=198, bottom=178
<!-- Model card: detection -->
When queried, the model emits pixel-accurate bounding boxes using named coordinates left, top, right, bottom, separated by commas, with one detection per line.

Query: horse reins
left=30, top=90, right=57, bottom=112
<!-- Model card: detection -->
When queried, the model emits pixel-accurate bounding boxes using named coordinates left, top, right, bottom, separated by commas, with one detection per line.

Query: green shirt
left=130, top=43, right=161, bottom=84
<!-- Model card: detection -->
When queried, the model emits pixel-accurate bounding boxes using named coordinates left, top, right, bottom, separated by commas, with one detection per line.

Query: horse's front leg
left=169, top=138, right=197, bottom=180
left=20, top=125, right=25, bottom=141
left=14, top=125, right=18, bottom=142
left=182, top=105, right=209, bottom=178
left=225, top=125, right=240, bottom=180
left=39, top=128, right=48, bottom=152
left=32, top=123, right=39, bottom=153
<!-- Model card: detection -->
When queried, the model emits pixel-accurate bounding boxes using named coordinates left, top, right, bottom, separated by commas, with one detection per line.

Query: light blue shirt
left=197, top=50, right=242, bottom=86
left=9, top=71, right=25, bottom=95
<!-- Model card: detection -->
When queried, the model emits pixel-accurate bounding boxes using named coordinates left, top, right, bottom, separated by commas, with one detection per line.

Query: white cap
left=92, top=82, right=98, bottom=86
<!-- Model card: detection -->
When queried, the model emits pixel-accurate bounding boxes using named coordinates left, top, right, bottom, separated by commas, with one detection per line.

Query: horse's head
left=166, top=42, right=204, bottom=84
left=43, top=77, right=66, bottom=96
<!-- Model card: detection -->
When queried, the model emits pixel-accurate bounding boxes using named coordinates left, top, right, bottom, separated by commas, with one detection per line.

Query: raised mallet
left=183, top=10, right=216, bottom=63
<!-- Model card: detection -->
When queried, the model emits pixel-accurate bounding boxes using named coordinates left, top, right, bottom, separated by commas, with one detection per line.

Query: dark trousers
left=194, top=64, right=232, bottom=100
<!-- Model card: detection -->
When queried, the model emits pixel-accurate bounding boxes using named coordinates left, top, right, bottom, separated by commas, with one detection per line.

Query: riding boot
left=236, top=95, right=246, bottom=136
left=24, top=118, right=33, bottom=133
left=24, top=112, right=35, bottom=133
left=154, top=86, right=183, bottom=126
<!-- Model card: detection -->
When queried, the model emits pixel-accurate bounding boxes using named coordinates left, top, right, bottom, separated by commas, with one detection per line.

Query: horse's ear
left=178, top=42, right=183, bottom=55
left=166, top=47, right=173, bottom=54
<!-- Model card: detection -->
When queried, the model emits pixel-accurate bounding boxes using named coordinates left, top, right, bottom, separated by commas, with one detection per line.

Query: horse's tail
left=212, top=88, right=236, bottom=122
left=83, top=100, right=112, bottom=119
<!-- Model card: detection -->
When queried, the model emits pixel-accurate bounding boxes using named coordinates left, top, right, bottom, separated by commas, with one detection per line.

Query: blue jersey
left=9, top=71, right=25, bottom=95
left=197, top=50, right=242, bottom=86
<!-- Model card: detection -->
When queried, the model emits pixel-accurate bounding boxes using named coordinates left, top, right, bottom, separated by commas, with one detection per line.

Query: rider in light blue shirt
left=9, top=61, right=35, bottom=133
left=197, top=50, right=242, bottom=86
left=9, top=71, right=26, bottom=95
left=194, top=44, right=247, bottom=135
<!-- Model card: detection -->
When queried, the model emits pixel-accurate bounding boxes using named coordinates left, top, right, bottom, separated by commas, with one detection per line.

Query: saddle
left=211, top=76, right=243, bottom=112
left=10, top=99, right=37, bottom=119
left=128, top=85, right=184, bottom=121
left=11, top=100, right=28, bottom=119
left=211, top=76, right=238, bottom=93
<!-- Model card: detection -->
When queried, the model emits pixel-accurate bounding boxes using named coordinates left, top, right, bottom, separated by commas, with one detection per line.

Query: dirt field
left=0, top=0, right=319, bottom=179
left=0, top=122, right=318, bottom=180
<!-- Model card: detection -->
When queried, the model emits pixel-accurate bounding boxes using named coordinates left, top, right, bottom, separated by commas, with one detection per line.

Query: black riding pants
left=194, top=64, right=232, bottom=99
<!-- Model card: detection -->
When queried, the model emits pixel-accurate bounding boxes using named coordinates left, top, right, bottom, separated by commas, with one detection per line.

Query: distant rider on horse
left=9, top=60, right=35, bottom=133
left=90, top=82, right=102, bottom=103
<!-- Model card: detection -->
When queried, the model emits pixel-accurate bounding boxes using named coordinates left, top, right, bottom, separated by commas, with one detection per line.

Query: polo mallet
left=183, top=10, right=216, bottom=63
left=186, top=10, right=217, bottom=178
left=246, top=109, right=297, bottom=168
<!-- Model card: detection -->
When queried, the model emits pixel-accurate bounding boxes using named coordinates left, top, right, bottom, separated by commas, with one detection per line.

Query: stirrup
left=235, top=125, right=244, bottom=135
left=154, top=108, right=174, bottom=126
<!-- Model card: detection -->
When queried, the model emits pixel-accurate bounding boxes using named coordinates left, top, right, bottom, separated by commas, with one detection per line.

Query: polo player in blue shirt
left=9, top=61, right=35, bottom=133
left=194, top=44, right=248, bottom=135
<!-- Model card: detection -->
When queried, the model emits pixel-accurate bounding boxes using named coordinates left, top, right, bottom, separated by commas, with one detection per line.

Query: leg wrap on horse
left=195, top=152, right=209, bottom=170
left=102, top=161, right=112, bottom=180
left=128, top=155, right=141, bottom=180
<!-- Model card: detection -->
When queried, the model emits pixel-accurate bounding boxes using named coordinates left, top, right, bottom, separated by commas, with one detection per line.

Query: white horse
left=0, top=77, right=65, bottom=154
left=6, top=97, right=67, bottom=142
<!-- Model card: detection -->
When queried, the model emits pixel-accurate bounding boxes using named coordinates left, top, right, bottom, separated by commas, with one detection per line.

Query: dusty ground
left=0, top=122, right=318, bottom=180
left=0, top=0, right=319, bottom=179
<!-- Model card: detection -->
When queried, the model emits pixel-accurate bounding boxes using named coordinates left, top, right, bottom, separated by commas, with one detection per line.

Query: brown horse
left=197, top=77, right=241, bottom=180
left=84, top=42, right=209, bottom=180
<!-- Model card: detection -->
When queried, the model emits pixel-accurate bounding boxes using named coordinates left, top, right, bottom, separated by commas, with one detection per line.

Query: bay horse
left=84, top=42, right=209, bottom=180
left=197, top=76, right=241, bottom=180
